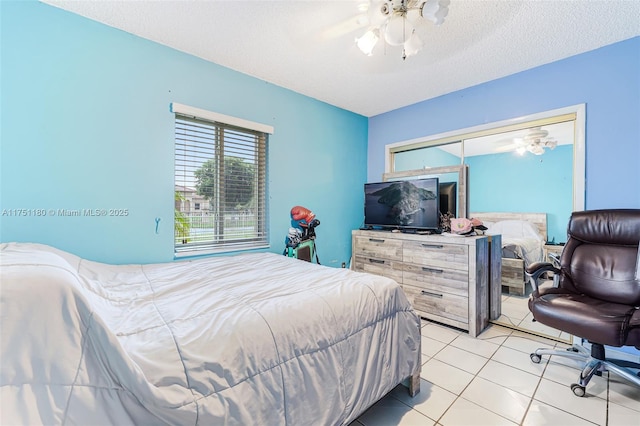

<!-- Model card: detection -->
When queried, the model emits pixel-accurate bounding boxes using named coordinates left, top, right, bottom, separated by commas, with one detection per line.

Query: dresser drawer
left=403, top=263, right=468, bottom=297
left=353, top=235, right=403, bottom=261
left=353, top=256, right=403, bottom=282
left=403, top=284, right=468, bottom=325
left=403, top=241, right=469, bottom=271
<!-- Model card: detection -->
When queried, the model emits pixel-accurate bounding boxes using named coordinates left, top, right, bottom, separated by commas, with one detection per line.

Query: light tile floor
left=353, top=320, right=640, bottom=426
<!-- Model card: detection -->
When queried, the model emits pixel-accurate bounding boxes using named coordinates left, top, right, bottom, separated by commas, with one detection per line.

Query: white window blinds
left=174, top=110, right=268, bottom=255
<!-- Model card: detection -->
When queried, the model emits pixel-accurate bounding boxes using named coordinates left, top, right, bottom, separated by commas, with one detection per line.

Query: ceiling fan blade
left=491, top=136, right=525, bottom=152
left=320, top=13, right=369, bottom=40
left=493, top=143, right=520, bottom=153
left=523, top=126, right=549, bottom=141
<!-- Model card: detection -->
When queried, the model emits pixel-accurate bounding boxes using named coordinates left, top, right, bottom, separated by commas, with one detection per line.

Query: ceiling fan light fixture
left=529, top=144, right=545, bottom=155
left=501, top=126, right=559, bottom=155
left=356, top=0, right=450, bottom=60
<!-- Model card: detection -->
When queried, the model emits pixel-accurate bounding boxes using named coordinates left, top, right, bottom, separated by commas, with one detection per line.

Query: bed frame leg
left=407, top=322, right=421, bottom=397
left=408, top=371, right=420, bottom=397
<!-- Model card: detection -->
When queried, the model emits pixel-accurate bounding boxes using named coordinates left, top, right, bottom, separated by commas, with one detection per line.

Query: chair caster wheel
left=530, top=353, right=542, bottom=364
left=571, top=383, right=586, bottom=397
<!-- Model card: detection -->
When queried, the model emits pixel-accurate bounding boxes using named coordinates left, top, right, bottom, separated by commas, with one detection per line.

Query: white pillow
left=485, top=220, right=543, bottom=240
left=480, top=220, right=494, bottom=230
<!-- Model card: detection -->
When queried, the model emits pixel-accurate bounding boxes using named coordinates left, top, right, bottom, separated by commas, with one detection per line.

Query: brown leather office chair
left=526, top=209, right=640, bottom=397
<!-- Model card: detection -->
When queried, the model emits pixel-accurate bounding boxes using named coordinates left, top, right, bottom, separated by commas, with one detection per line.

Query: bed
left=0, top=242, right=421, bottom=425
left=470, top=212, right=547, bottom=296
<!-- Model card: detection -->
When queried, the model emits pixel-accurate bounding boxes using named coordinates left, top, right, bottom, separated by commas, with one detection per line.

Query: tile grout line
left=605, top=370, right=610, bottom=426
left=423, top=323, right=522, bottom=425
left=472, top=329, right=530, bottom=425
left=521, top=346, right=552, bottom=426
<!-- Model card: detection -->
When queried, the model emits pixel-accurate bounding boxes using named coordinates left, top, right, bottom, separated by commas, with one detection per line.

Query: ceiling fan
left=319, top=0, right=450, bottom=60
left=494, top=127, right=558, bottom=155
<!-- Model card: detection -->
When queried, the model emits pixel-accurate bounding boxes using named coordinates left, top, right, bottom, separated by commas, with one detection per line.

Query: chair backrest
left=559, top=209, right=640, bottom=306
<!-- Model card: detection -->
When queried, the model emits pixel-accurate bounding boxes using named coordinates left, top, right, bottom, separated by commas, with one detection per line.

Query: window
left=173, top=104, right=270, bottom=255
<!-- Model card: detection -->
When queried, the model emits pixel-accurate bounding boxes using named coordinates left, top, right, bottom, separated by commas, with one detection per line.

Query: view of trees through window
left=174, top=115, right=266, bottom=252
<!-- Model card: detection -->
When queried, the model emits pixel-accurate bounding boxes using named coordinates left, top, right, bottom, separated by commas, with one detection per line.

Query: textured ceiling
left=42, top=0, right=640, bottom=117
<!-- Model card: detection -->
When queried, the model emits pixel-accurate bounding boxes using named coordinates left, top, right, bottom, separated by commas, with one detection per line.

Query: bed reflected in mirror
left=470, top=212, right=572, bottom=342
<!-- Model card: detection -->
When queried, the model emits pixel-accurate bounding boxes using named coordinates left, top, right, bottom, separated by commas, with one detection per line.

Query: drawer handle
left=421, top=290, right=443, bottom=298
left=369, top=238, right=385, bottom=243
left=422, top=266, right=443, bottom=274
left=421, top=244, right=443, bottom=249
left=368, top=259, right=385, bottom=264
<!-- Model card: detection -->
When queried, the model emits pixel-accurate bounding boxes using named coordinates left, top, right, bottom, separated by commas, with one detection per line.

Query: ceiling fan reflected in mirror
left=495, top=127, right=558, bottom=156
left=520, top=126, right=558, bottom=155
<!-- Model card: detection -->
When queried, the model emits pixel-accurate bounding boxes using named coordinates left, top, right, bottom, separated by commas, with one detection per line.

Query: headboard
left=469, top=212, right=547, bottom=241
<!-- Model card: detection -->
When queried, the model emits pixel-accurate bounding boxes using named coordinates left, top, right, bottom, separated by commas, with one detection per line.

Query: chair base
left=530, top=343, right=640, bottom=397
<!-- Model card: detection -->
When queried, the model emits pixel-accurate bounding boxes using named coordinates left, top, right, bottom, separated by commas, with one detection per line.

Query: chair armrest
left=525, top=262, right=560, bottom=292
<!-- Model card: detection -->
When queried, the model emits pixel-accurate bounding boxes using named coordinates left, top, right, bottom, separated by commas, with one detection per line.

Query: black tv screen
left=364, top=177, right=440, bottom=230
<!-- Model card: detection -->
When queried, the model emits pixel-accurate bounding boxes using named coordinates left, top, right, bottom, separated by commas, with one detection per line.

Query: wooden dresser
left=352, top=230, right=497, bottom=337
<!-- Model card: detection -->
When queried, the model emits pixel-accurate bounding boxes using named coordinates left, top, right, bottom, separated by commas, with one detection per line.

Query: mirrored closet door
left=384, top=105, right=585, bottom=342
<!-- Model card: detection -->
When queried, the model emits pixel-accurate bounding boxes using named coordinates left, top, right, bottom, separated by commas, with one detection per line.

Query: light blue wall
left=369, top=37, right=640, bottom=216
left=395, top=145, right=461, bottom=170
left=0, top=1, right=368, bottom=265
left=466, top=145, right=573, bottom=242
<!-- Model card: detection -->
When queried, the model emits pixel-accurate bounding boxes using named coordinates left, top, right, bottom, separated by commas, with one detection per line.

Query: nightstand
left=543, top=244, right=564, bottom=281
left=544, top=244, right=564, bottom=263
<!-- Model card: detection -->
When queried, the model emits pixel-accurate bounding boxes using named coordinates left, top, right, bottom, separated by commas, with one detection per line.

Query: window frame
left=172, top=103, right=273, bottom=257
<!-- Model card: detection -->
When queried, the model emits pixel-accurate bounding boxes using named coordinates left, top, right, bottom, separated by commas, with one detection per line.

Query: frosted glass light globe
left=403, top=32, right=424, bottom=58
left=384, top=15, right=414, bottom=46
left=356, top=29, right=380, bottom=56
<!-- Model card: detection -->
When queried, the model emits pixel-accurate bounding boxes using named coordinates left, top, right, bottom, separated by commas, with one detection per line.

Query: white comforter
left=0, top=243, right=420, bottom=425
left=500, top=237, right=544, bottom=265
left=485, top=220, right=545, bottom=265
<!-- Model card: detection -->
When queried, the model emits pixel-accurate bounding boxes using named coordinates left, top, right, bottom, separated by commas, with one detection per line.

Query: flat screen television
left=364, top=177, right=440, bottom=230
left=439, top=182, right=457, bottom=216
